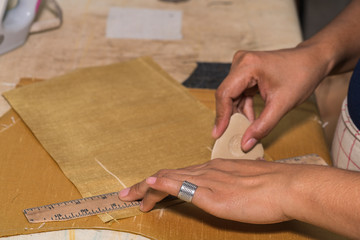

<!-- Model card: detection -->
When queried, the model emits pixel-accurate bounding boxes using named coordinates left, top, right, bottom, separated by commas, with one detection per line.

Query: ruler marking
left=23, top=191, right=140, bottom=223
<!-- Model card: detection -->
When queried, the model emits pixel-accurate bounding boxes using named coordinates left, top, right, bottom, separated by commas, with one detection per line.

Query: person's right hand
left=213, top=46, right=332, bottom=151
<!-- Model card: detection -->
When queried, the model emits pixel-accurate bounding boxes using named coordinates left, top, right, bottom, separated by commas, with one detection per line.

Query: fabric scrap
left=106, top=7, right=182, bottom=40
left=182, top=62, right=231, bottom=89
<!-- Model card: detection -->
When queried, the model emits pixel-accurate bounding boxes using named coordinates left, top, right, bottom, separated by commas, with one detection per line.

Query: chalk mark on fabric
left=11, top=193, right=20, bottom=203
left=37, top=222, right=45, bottom=229
left=0, top=117, right=19, bottom=133
left=158, top=208, right=164, bottom=219
left=94, top=157, right=127, bottom=188
left=312, top=116, right=322, bottom=125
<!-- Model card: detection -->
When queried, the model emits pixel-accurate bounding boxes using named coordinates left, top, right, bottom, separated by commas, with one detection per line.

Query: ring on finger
left=177, top=181, right=198, bottom=203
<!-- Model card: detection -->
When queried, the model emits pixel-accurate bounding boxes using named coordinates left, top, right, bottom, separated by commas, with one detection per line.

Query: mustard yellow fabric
left=3, top=57, right=214, bottom=221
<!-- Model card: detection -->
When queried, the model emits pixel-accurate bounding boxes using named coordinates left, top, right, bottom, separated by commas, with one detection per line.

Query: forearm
left=297, top=0, right=360, bottom=76
left=286, top=166, right=360, bottom=238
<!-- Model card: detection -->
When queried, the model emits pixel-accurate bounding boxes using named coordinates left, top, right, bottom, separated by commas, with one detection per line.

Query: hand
left=119, top=159, right=360, bottom=238
left=119, top=159, right=306, bottom=224
left=213, top=47, right=331, bottom=151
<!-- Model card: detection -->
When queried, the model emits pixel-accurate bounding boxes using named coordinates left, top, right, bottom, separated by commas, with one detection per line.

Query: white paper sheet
left=106, top=7, right=182, bottom=40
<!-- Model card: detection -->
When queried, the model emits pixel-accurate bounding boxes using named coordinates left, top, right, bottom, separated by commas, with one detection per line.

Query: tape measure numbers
left=24, top=192, right=140, bottom=223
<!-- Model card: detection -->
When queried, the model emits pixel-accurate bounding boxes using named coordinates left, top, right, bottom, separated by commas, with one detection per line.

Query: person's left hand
left=118, top=159, right=312, bottom=224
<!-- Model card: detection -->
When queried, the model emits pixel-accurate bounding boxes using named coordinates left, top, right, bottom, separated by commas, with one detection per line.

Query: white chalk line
left=0, top=116, right=19, bottom=133
left=94, top=158, right=127, bottom=188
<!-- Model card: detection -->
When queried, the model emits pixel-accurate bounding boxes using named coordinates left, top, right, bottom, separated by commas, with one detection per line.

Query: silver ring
left=177, top=181, right=198, bottom=202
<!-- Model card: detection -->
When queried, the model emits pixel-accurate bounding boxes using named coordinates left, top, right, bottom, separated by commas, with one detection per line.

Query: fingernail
left=146, top=177, right=157, bottom=185
left=119, top=187, right=130, bottom=198
left=243, top=138, right=257, bottom=152
left=139, top=201, right=144, bottom=211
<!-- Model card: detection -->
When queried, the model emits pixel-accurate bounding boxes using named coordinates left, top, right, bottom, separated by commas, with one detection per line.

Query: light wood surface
left=0, top=0, right=347, bottom=149
left=0, top=0, right=302, bottom=118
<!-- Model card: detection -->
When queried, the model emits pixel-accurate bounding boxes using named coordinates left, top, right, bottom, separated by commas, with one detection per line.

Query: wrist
left=282, top=165, right=360, bottom=238
left=295, top=40, right=337, bottom=79
left=280, top=165, right=329, bottom=223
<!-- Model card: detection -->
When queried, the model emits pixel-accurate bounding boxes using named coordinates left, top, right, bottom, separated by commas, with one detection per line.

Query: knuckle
left=233, top=50, right=245, bottom=61
left=154, top=176, right=165, bottom=185
left=158, top=172, right=173, bottom=180
left=215, top=87, right=225, bottom=100
left=251, top=120, right=271, bottom=138
left=233, top=51, right=261, bottom=69
left=133, top=183, right=142, bottom=194
left=241, top=52, right=260, bottom=64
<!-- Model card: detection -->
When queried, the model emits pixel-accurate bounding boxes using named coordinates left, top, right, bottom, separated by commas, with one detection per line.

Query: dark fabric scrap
left=183, top=62, right=231, bottom=89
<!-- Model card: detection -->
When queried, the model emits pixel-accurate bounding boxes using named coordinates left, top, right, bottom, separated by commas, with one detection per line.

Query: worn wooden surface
left=0, top=0, right=301, bottom=118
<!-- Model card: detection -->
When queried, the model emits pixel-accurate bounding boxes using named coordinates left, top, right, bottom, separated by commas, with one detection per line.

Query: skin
left=119, top=160, right=360, bottom=238
left=119, top=0, right=360, bottom=238
left=213, top=0, right=360, bottom=151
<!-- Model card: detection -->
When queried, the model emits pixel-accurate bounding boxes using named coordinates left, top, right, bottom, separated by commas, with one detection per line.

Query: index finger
left=118, top=178, right=150, bottom=201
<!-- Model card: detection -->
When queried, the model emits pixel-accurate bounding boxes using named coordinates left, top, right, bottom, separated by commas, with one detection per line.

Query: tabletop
left=0, top=1, right=344, bottom=239
left=0, top=0, right=301, bottom=117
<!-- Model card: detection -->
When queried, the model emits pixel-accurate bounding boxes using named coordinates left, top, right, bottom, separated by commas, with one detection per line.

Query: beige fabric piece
left=3, top=57, right=215, bottom=222
left=211, top=113, right=264, bottom=160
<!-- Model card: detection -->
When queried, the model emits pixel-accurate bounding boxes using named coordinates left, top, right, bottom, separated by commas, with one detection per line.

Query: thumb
left=212, top=93, right=233, bottom=139
left=241, top=99, right=287, bottom=152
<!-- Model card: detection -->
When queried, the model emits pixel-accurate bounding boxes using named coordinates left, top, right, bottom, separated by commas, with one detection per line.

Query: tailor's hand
left=119, top=159, right=307, bottom=224
left=119, top=159, right=360, bottom=238
left=213, top=47, right=331, bottom=151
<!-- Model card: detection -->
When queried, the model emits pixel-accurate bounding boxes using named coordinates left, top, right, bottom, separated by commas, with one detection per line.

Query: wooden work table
left=0, top=0, right=301, bottom=118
